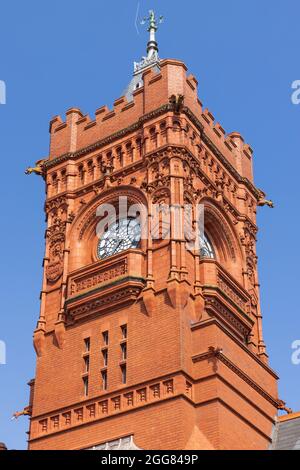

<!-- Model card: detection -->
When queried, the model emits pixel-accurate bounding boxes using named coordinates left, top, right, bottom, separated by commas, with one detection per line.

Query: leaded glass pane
left=199, top=233, right=215, bottom=259
left=97, top=218, right=141, bottom=260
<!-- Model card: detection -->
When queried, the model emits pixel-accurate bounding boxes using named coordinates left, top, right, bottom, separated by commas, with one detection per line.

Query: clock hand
left=112, top=238, right=124, bottom=254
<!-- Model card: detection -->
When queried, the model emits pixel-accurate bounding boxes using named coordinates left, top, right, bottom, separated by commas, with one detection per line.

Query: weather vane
left=133, top=9, right=164, bottom=76
left=140, top=10, right=163, bottom=60
left=140, top=10, right=163, bottom=32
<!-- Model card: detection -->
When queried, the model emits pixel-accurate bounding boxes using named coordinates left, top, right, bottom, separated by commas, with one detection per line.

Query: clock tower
left=27, top=12, right=281, bottom=450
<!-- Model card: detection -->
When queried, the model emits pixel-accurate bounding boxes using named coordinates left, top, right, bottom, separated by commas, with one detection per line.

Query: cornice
left=65, top=275, right=145, bottom=305
left=191, top=317, right=279, bottom=379
left=194, top=373, right=275, bottom=423
left=28, top=365, right=274, bottom=444
left=192, top=348, right=280, bottom=408
left=193, top=396, right=273, bottom=441
left=65, top=276, right=146, bottom=323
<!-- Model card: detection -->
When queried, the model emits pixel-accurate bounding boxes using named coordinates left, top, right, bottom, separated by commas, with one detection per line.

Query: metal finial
left=129, top=8, right=164, bottom=89
left=140, top=10, right=163, bottom=59
left=141, top=10, right=163, bottom=30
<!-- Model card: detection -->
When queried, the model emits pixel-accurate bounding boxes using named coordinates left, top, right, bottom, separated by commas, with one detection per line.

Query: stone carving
left=204, top=296, right=251, bottom=339
left=245, top=260, right=256, bottom=287
left=151, top=188, right=170, bottom=204
left=217, top=273, right=247, bottom=311
left=32, top=374, right=177, bottom=440
left=46, top=234, right=64, bottom=282
left=68, top=286, right=143, bottom=320
left=169, top=94, right=184, bottom=114
left=257, top=190, right=274, bottom=208
left=45, top=195, right=68, bottom=214
left=45, top=196, right=68, bottom=283
left=67, top=211, right=76, bottom=223
left=240, top=223, right=258, bottom=289
left=70, top=260, right=128, bottom=295
left=146, top=176, right=171, bottom=194
left=25, top=158, right=47, bottom=176
left=77, top=188, right=146, bottom=240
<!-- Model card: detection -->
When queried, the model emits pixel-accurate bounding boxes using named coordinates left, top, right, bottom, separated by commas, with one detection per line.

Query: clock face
left=97, top=218, right=141, bottom=260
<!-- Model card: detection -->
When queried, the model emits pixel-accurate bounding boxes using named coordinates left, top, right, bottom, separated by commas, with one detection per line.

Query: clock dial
left=97, top=218, right=141, bottom=259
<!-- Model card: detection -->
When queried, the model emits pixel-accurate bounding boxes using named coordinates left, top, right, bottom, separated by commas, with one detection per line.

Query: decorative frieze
left=204, top=295, right=253, bottom=340
left=67, top=284, right=144, bottom=321
left=69, top=259, right=128, bottom=296
left=32, top=376, right=185, bottom=440
left=45, top=196, right=69, bottom=284
left=217, top=273, right=248, bottom=311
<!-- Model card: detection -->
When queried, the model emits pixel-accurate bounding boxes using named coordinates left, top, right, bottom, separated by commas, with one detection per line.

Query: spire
left=133, top=9, right=163, bottom=75
left=124, top=9, right=164, bottom=101
left=142, top=10, right=163, bottom=60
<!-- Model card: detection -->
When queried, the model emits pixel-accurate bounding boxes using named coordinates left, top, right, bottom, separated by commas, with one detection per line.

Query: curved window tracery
left=199, top=233, right=215, bottom=259
left=97, top=218, right=141, bottom=260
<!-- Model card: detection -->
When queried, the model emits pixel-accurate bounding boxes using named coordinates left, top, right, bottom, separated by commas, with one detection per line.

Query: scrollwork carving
left=45, top=196, right=68, bottom=283
left=46, top=234, right=64, bottom=282
left=151, top=188, right=170, bottom=204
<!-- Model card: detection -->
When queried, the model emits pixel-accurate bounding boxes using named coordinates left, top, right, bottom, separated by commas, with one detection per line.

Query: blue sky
left=0, top=0, right=299, bottom=449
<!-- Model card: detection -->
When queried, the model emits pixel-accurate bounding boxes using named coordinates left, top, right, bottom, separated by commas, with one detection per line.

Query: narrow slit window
left=83, top=376, right=89, bottom=396
left=102, top=349, right=108, bottom=367
left=84, top=337, right=90, bottom=352
left=84, top=356, right=90, bottom=373
left=101, top=370, right=108, bottom=391
left=121, top=325, right=127, bottom=339
left=121, top=365, right=127, bottom=384
left=121, top=342, right=127, bottom=361
left=102, top=331, right=109, bottom=346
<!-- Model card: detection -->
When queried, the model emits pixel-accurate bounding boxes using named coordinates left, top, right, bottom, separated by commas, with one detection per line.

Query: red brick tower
left=27, top=12, right=280, bottom=450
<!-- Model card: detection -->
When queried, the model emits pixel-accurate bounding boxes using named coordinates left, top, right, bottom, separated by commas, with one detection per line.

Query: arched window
left=96, top=155, right=103, bottom=176
left=51, top=173, right=58, bottom=195
left=136, top=138, right=142, bottom=159
left=60, top=169, right=67, bottom=191
left=78, top=164, right=85, bottom=185
left=116, top=147, right=123, bottom=166
left=126, top=142, right=133, bottom=163
left=173, top=120, right=181, bottom=132
left=149, top=127, right=157, bottom=148
left=200, top=233, right=215, bottom=259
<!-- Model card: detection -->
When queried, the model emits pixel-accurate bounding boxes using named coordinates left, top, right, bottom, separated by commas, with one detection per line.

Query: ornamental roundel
left=46, top=233, right=65, bottom=282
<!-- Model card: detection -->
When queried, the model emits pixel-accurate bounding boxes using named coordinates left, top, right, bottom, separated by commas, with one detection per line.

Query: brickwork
left=28, top=56, right=278, bottom=450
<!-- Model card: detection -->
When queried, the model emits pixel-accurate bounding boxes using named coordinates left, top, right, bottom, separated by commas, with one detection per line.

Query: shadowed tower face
left=27, top=12, right=279, bottom=450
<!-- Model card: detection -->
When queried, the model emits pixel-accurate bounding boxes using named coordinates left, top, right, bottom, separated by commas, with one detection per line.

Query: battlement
left=49, top=60, right=195, bottom=157
left=48, top=58, right=254, bottom=182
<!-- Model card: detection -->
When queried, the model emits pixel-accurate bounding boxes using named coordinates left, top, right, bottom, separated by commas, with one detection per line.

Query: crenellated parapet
left=48, top=60, right=198, bottom=158
left=46, top=59, right=255, bottom=192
